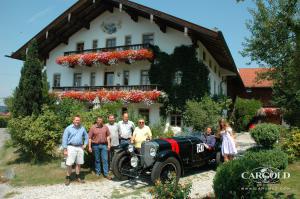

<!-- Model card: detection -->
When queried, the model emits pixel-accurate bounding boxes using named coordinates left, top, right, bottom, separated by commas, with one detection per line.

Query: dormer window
left=173, top=71, right=183, bottom=85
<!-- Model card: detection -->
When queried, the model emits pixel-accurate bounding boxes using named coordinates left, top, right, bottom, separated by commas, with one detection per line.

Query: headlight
left=128, top=144, right=134, bottom=153
left=130, top=156, right=139, bottom=167
left=149, top=147, right=157, bottom=157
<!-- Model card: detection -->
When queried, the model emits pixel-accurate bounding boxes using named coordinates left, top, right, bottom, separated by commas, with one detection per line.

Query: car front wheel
left=111, top=151, right=130, bottom=180
left=151, top=157, right=181, bottom=184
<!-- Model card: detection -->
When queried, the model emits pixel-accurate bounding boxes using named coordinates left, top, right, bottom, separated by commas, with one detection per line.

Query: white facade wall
left=45, top=8, right=231, bottom=125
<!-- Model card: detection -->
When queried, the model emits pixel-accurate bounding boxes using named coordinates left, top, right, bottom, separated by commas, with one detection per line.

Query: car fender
left=156, top=150, right=184, bottom=175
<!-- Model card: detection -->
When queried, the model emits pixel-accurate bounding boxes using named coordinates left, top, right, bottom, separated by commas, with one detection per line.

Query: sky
left=0, top=0, right=256, bottom=105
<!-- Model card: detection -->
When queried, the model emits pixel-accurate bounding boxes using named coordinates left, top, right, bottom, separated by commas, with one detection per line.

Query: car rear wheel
left=151, top=157, right=181, bottom=184
left=112, top=151, right=130, bottom=180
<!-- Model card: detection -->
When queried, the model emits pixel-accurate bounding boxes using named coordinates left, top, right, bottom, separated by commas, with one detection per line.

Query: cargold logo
left=241, top=167, right=290, bottom=184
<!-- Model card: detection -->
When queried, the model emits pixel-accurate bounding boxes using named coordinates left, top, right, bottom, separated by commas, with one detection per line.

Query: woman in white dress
left=218, top=119, right=237, bottom=162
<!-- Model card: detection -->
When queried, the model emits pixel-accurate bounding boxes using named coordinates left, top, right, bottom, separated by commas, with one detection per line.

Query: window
left=219, top=71, right=221, bottom=78
left=209, top=59, right=212, bottom=68
left=170, top=113, right=182, bottom=127
left=73, top=73, right=82, bottom=86
left=140, top=70, right=150, bottom=85
left=53, top=74, right=61, bottom=87
left=214, top=65, right=217, bottom=74
left=76, top=42, right=84, bottom=52
left=106, top=38, right=116, bottom=48
left=173, top=71, right=183, bottom=85
left=92, top=40, right=98, bottom=49
left=104, top=72, right=114, bottom=86
left=125, top=35, right=132, bottom=45
left=214, top=80, right=216, bottom=95
left=202, top=51, right=206, bottom=61
left=123, top=70, right=129, bottom=85
left=142, top=33, right=154, bottom=45
left=139, top=109, right=150, bottom=124
left=90, top=72, right=96, bottom=86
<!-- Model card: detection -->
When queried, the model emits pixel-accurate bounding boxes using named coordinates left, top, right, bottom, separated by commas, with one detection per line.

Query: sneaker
left=65, top=176, right=70, bottom=186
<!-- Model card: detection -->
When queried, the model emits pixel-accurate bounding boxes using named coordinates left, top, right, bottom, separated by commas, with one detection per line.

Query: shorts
left=66, top=145, right=84, bottom=166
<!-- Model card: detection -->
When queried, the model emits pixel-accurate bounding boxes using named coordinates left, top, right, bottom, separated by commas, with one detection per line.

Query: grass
left=266, top=160, right=300, bottom=199
left=0, top=140, right=101, bottom=187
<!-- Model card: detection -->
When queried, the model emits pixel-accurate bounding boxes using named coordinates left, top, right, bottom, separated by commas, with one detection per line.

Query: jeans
left=92, top=144, right=109, bottom=176
left=120, top=139, right=130, bottom=145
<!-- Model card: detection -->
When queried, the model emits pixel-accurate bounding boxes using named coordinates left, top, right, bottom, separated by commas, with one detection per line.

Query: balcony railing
left=64, top=43, right=152, bottom=56
left=52, top=84, right=161, bottom=92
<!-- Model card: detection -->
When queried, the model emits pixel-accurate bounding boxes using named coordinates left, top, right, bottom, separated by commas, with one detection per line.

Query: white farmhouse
left=10, top=0, right=244, bottom=126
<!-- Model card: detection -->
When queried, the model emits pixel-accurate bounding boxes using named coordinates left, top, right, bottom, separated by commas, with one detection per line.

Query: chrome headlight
left=130, top=156, right=139, bottom=167
left=149, top=147, right=157, bottom=157
left=128, top=144, right=134, bottom=153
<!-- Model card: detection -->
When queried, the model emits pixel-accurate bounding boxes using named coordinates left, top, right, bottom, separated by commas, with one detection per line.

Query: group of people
left=201, top=118, right=237, bottom=162
left=62, top=112, right=236, bottom=186
left=61, top=112, right=151, bottom=186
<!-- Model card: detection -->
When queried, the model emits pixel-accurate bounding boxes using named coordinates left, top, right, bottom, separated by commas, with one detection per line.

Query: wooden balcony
left=52, top=84, right=161, bottom=92
left=64, top=43, right=152, bottom=56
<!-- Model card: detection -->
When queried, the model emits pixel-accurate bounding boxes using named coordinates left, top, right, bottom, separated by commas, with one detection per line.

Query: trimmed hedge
left=250, top=123, right=280, bottom=148
left=244, top=148, right=288, bottom=170
left=213, top=158, right=267, bottom=199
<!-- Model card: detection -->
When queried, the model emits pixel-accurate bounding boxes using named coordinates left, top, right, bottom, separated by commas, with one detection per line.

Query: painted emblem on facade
left=101, top=21, right=122, bottom=34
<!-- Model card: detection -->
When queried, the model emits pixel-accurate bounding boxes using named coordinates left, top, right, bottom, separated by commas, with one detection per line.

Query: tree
left=12, top=40, right=44, bottom=117
left=241, top=0, right=300, bottom=126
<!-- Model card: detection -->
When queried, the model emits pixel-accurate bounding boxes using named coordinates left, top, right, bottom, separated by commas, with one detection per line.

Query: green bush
left=150, top=122, right=174, bottom=139
left=231, top=97, right=262, bottom=131
left=184, top=96, right=223, bottom=131
left=244, top=148, right=288, bottom=170
left=250, top=123, right=280, bottom=148
left=0, top=116, right=10, bottom=128
left=280, top=128, right=300, bottom=162
left=149, top=174, right=192, bottom=199
left=8, top=106, right=63, bottom=162
left=213, top=158, right=267, bottom=199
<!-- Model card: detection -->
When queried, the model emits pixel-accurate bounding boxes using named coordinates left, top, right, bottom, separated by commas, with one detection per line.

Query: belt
left=92, top=143, right=108, bottom=145
left=120, top=138, right=130, bottom=140
left=68, top=144, right=82, bottom=147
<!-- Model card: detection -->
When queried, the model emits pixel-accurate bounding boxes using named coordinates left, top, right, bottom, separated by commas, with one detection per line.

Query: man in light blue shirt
left=62, top=115, right=88, bottom=185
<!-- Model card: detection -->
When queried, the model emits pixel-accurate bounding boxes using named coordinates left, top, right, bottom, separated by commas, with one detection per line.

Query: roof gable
left=9, top=0, right=239, bottom=75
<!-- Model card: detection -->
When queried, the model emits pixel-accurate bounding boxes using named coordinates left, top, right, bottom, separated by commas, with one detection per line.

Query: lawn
left=267, top=160, right=300, bottom=199
left=0, top=140, right=101, bottom=187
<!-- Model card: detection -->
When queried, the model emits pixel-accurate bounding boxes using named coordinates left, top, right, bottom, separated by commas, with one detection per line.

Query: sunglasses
left=139, top=121, right=145, bottom=124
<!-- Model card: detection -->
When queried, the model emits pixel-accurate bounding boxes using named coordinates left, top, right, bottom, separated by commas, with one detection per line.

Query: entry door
left=104, top=72, right=114, bottom=86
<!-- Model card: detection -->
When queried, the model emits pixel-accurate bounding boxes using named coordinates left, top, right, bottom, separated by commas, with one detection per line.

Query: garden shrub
left=184, top=96, right=223, bottom=131
left=231, top=97, right=262, bottom=132
left=0, top=116, right=9, bottom=128
left=250, top=123, right=280, bottom=148
left=244, top=148, right=288, bottom=170
left=8, top=106, right=63, bottom=162
left=280, top=128, right=300, bottom=162
left=213, top=158, right=267, bottom=199
left=149, top=174, right=192, bottom=199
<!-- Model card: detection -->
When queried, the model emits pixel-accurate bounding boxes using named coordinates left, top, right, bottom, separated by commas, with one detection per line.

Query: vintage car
left=112, top=132, right=222, bottom=183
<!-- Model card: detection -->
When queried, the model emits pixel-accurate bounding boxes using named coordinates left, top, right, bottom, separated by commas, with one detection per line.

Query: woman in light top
left=218, top=118, right=237, bottom=162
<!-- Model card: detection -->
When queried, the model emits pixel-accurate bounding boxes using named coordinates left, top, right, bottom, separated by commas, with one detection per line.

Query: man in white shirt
left=106, top=114, right=120, bottom=164
left=118, top=112, right=135, bottom=144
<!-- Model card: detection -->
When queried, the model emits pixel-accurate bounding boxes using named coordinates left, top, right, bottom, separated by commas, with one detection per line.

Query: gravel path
left=0, top=128, right=12, bottom=199
left=1, top=132, right=255, bottom=199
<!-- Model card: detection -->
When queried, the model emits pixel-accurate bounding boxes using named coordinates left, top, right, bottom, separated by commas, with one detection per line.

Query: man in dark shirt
left=203, top=127, right=216, bottom=150
left=88, top=117, right=111, bottom=179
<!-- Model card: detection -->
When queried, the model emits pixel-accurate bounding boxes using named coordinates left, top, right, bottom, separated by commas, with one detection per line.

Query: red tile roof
left=239, top=68, right=273, bottom=88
